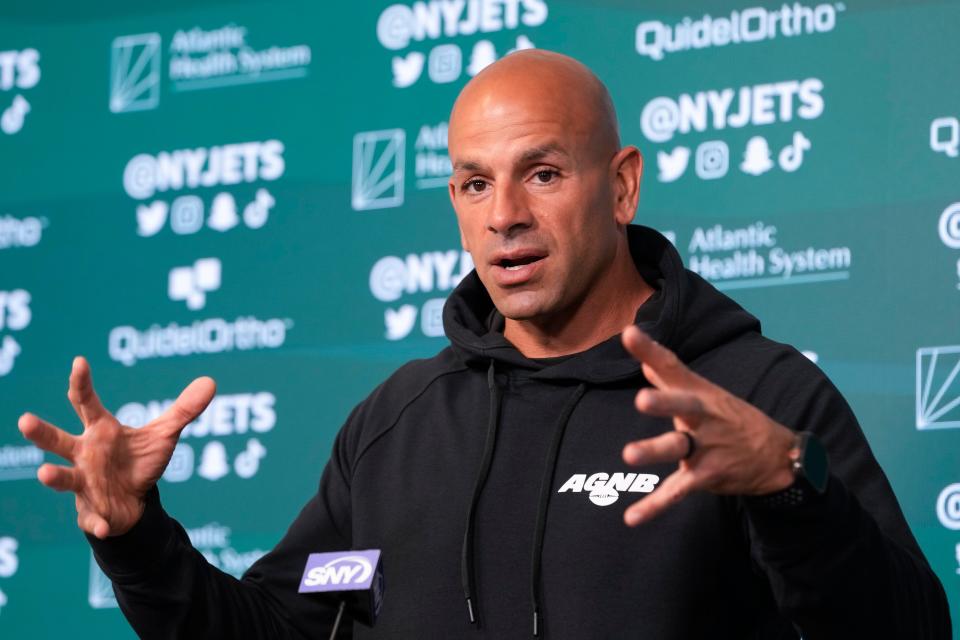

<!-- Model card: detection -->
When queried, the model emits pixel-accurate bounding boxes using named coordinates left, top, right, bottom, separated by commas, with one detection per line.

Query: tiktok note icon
left=778, top=132, right=811, bottom=172
left=1, top=95, right=31, bottom=135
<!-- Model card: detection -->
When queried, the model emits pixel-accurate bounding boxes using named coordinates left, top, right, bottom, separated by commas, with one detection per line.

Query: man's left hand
left=620, top=325, right=798, bottom=527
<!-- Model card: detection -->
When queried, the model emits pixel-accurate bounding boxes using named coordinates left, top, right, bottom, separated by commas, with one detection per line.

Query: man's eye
left=534, top=170, right=557, bottom=183
left=464, top=179, right=487, bottom=193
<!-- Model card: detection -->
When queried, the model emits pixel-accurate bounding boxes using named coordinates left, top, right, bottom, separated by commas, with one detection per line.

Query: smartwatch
left=752, top=431, right=830, bottom=508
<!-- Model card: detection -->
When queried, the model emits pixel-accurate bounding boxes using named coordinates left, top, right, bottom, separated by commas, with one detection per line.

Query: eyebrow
left=452, top=142, right=569, bottom=173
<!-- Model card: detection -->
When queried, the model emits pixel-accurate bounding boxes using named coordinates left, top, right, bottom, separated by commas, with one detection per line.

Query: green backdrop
left=1, top=0, right=958, bottom=636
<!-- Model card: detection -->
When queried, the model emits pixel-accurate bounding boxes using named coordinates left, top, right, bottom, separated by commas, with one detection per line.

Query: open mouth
left=498, top=255, right=544, bottom=271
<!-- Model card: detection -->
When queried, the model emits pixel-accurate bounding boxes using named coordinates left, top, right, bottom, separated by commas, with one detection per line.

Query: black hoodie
left=89, top=225, right=951, bottom=639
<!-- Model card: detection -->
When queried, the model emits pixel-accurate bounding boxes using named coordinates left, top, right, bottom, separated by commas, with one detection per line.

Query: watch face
left=804, top=434, right=830, bottom=494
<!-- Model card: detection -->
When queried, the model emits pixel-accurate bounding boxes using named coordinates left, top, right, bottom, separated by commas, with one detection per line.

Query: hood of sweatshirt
left=443, top=224, right=761, bottom=381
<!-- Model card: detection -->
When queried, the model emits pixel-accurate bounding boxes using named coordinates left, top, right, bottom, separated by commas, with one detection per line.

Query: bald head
left=449, top=50, right=620, bottom=159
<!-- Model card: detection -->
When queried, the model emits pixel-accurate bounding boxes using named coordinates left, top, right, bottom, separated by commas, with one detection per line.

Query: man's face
left=448, top=98, right=622, bottom=323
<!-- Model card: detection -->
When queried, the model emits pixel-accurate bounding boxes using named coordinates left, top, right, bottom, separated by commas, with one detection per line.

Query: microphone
left=298, top=549, right=384, bottom=638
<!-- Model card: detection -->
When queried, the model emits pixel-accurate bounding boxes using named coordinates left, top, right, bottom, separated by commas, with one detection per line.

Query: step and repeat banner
left=1, top=0, right=958, bottom=636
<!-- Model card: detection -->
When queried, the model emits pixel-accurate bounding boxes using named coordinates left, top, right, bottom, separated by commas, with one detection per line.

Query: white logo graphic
left=414, top=121, right=452, bottom=189
left=931, top=117, right=959, bottom=158
left=137, top=200, right=168, bottom=237
left=370, top=249, right=471, bottom=341
left=208, top=193, right=239, bottom=232
left=137, top=190, right=275, bottom=237
left=88, top=553, right=117, bottom=609
left=916, top=346, right=960, bottom=430
left=640, top=78, right=824, bottom=143
left=0, top=537, right=18, bottom=578
left=0, top=289, right=32, bottom=332
left=557, top=472, right=660, bottom=506
left=118, top=392, right=276, bottom=437
left=243, top=188, right=275, bottom=228
left=0, top=288, right=30, bottom=378
left=123, top=140, right=285, bottom=200
left=955, top=543, right=960, bottom=575
left=0, top=215, right=45, bottom=249
left=0, top=48, right=41, bottom=91
left=936, top=483, right=960, bottom=530
left=657, top=146, right=690, bottom=182
left=1, top=95, right=30, bottom=135
left=0, top=444, right=44, bottom=482
left=304, top=556, right=374, bottom=587
left=392, top=51, right=425, bottom=88
left=162, top=443, right=195, bottom=482
left=0, top=336, right=22, bottom=377
left=170, top=195, right=204, bottom=234
left=234, top=438, right=266, bottom=478
left=109, top=316, right=289, bottom=367
left=468, top=40, right=497, bottom=76
left=198, top=441, right=230, bottom=480
left=168, top=24, right=311, bottom=92
left=0, top=537, right=17, bottom=615
left=938, top=202, right=960, bottom=250
left=636, top=3, right=842, bottom=62
left=778, top=131, right=811, bottom=172
left=352, top=129, right=406, bottom=210
left=385, top=305, right=418, bottom=341
left=375, top=0, right=548, bottom=50
left=428, top=44, right=461, bottom=83
left=741, top=136, right=774, bottom=176
left=686, top=222, right=851, bottom=290
left=370, top=250, right=473, bottom=301
left=695, top=140, right=728, bottom=179
left=420, top=298, right=445, bottom=337
left=0, top=48, right=41, bottom=136
left=110, top=33, right=161, bottom=113
left=168, top=258, right=222, bottom=310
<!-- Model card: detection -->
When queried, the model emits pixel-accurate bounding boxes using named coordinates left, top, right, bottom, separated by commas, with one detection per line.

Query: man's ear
left=611, top=146, right=643, bottom=226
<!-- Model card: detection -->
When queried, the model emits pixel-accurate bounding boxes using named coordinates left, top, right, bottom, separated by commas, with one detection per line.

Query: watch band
left=748, top=431, right=829, bottom=509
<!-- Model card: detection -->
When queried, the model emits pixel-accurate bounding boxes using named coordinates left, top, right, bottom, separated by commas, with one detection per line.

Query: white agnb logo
left=168, top=258, right=222, bottom=310
left=110, top=33, right=161, bottom=113
left=352, top=129, right=405, bottom=211
left=558, top=472, right=660, bottom=506
left=916, top=346, right=960, bottom=430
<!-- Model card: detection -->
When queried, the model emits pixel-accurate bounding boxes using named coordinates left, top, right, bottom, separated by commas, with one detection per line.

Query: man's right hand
left=18, top=356, right=216, bottom=539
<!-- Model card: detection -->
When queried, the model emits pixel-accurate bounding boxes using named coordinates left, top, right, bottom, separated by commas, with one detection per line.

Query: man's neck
left=503, top=247, right=654, bottom=359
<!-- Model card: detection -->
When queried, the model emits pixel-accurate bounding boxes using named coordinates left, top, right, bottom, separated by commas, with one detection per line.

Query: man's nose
left=486, top=180, right=533, bottom=237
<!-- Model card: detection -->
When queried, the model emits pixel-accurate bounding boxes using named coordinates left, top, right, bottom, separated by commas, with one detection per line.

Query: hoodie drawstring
left=460, top=363, right=587, bottom=637
left=530, top=383, right=586, bottom=637
left=462, top=360, right=502, bottom=626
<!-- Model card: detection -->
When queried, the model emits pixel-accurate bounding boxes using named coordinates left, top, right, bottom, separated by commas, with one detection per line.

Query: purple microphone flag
left=298, top=549, right=382, bottom=594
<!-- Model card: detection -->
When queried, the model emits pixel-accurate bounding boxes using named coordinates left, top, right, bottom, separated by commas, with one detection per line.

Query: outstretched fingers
left=623, top=429, right=696, bottom=466
left=624, top=469, right=699, bottom=527
left=78, top=508, right=111, bottom=539
left=18, top=413, right=77, bottom=462
left=622, top=326, right=702, bottom=390
left=152, top=376, right=217, bottom=435
left=68, top=356, right=109, bottom=427
left=37, top=463, right=83, bottom=493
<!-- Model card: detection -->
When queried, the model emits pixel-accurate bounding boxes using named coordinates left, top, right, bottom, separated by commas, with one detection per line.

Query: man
left=18, top=50, right=951, bottom=638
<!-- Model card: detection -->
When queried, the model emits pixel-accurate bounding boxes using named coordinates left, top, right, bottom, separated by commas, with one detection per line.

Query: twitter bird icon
left=385, top=305, right=418, bottom=341
left=657, top=146, right=690, bottom=183
left=393, top=52, right=425, bottom=88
